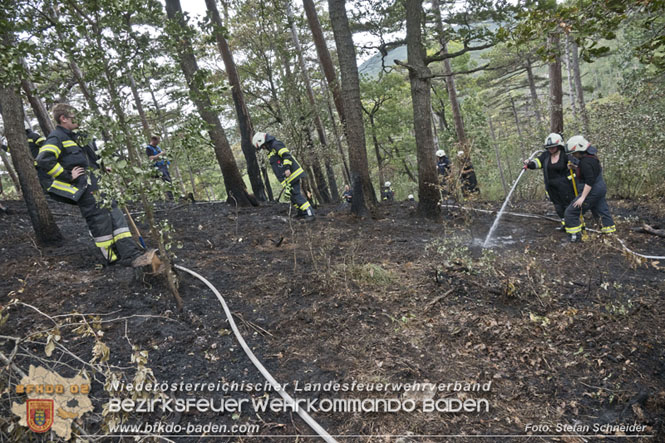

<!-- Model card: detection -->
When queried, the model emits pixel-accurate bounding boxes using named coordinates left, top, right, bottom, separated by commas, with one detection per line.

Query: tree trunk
left=564, top=34, right=578, bottom=124
left=127, top=72, right=152, bottom=141
left=0, top=148, right=21, bottom=196
left=548, top=33, right=564, bottom=134
left=305, top=0, right=346, bottom=125
left=205, top=0, right=266, bottom=201
left=320, top=76, right=351, bottom=184
left=165, top=0, right=254, bottom=206
left=20, top=63, right=54, bottom=136
left=487, top=114, right=509, bottom=197
left=328, top=0, right=376, bottom=216
left=367, top=112, right=385, bottom=187
left=147, top=81, right=188, bottom=196
left=406, top=0, right=440, bottom=218
left=68, top=60, right=113, bottom=143
left=0, top=84, right=62, bottom=244
left=286, top=1, right=337, bottom=201
left=525, top=57, right=544, bottom=133
left=509, top=96, right=525, bottom=161
left=570, top=40, right=589, bottom=134
left=432, top=0, right=466, bottom=145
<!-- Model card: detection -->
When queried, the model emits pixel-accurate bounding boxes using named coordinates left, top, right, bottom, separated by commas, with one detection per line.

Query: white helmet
left=252, top=132, right=267, bottom=149
left=436, top=149, right=445, bottom=157
left=407, top=194, right=414, bottom=200
left=566, top=135, right=590, bottom=153
left=544, top=133, right=565, bottom=149
left=384, top=181, right=391, bottom=187
left=457, top=151, right=465, bottom=157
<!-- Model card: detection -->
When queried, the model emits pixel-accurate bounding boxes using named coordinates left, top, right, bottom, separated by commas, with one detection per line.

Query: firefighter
left=36, top=103, right=158, bottom=267
left=458, top=151, right=479, bottom=195
left=252, top=132, right=314, bottom=221
left=381, top=181, right=394, bottom=201
left=25, top=126, right=53, bottom=192
left=564, top=135, right=616, bottom=243
left=524, top=133, right=577, bottom=230
left=436, top=149, right=450, bottom=179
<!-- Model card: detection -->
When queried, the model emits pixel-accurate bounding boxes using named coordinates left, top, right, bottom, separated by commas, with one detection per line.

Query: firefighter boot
left=304, top=207, right=315, bottom=222
left=568, top=233, right=581, bottom=243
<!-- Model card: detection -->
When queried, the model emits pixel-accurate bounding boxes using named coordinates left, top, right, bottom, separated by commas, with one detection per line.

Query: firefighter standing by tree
left=457, top=151, right=479, bottom=195
left=36, top=104, right=158, bottom=267
left=252, top=132, right=315, bottom=221
left=563, top=135, right=616, bottom=243
left=524, top=133, right=577, bottom=231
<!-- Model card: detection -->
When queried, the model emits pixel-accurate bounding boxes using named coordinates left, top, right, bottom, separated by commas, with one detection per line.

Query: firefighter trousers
left=77, top=189, right=142, bottom=264
left=564, top=176, right=616, bottom=235
left=289, top=179, right=312, bottom=214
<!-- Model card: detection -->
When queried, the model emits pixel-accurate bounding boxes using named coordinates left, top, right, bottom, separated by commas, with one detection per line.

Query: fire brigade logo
left=26, top=399, right=54, bottom=433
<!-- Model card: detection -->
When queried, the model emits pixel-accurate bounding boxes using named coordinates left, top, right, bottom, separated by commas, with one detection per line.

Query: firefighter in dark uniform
left=36, top=104, right=157, bottom=267
left=25, top=127, right=54, bottom=192
left=381, top=181, right=394, bottom=201
left=457, top=151, right=479, bottom=195
left=524, top=133, right=577, bottom=230
left=252, top=132, right=315, bottom=221
left=564, top=135, right=616, bottom=243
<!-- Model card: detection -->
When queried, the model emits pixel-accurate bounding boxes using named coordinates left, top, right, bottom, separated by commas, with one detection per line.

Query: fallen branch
left=633, top=224, right=665, bottom=238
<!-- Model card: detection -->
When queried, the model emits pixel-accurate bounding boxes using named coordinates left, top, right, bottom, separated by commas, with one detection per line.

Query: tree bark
left=570, top=40, right=589, bottom=134
left=548, top=33, right=564, bottom=134
left=0, top=147, right=21, bottom=196
left=406, top=0, right=440, bottom=218
left=328, top=0, right=376, bottom=216
left=304, top=0, right=346, bottom=125
left=487, top=113, right=508, bottom=197
left=286, top=1, right=337, bottom=201
left=525, top=57, right=544, bottom=133
left=320, top=76, right=351, bottom=184
left=0, top=84, right=62, bottom=244
left=432, top=0, right=466, bottom=145
left=127, top=72, right=152, bottom=141
left=20, top=62, right=54, bottom=136
left=165, top=0, right=254, bottom=206
left=564, top=34, right=578, bottom=123
left=205, top=0, right=266, bottom=201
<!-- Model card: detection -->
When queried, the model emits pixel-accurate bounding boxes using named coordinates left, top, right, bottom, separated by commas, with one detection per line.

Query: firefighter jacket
left=26, top=129, right=45, bottom=160
left=527, top=148, right=577, bottom=192
left=263, top=134, right=306, bottom=186
left=36, top=126, right=100, bottom=202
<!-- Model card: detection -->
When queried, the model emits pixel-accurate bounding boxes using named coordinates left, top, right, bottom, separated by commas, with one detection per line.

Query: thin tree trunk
left=68, top=60, right=113, bottom=143
left=0, top=84, right=62, bottom=244
left=205, top=0, right=266, bottom=201
left=367, top=113, right=385, bottom=187
left=487, top=114, right=508, bottom=197
left=393, top=140, right=418, bottom=183
left=564, top=34, right=578, bottom=124
left=525, top=57, right=544, bottom=133
left=305, top=0, right=346, bottom=125
left=548, top=33, right=564, bottom=134
left=147, top=82, right=188, bottom=196
left=286, top=1, right=337, bottom=201
left=320, top=76, right=351, bottom=184
left=285, top=2, right=332, bottom=203
left=406, top=0, right=440, bottom=218
left=328, top=0, right=376, bottom=216
left=165, top=0, right=255, bottom=206
left=509, top=96, right=526, bottom=161
left=0, top=148, right=21, bottom=196
left=432, top=0, right=466, bottom=145
left=127, top=72, right=152, bottom=141
left=20, top=63, right=54, bottom=136
left=570, top=40, right=589, bottom=134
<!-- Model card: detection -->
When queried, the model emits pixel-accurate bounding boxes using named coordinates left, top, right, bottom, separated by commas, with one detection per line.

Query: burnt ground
left=1, top=196, right=664, bottom=442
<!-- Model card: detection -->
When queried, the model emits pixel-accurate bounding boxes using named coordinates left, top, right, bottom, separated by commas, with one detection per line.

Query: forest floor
left=1, top=195, right=664, bottom=442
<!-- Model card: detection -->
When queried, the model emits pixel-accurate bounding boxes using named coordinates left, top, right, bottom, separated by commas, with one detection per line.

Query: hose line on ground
left=444, top=204, right=665, bottom=260
left=173, top=264, right=337, bottom=443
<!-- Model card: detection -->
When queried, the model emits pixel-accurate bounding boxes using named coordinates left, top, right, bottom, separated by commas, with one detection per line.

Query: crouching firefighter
left=563, top=135, right=616, bottom=243
left=36, top=104, right=159, bottom=268
left=252, top=132, right=315, bottom=221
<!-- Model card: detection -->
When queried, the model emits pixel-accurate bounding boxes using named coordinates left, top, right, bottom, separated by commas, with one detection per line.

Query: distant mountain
left=358, top=45, right=407, bottom=78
